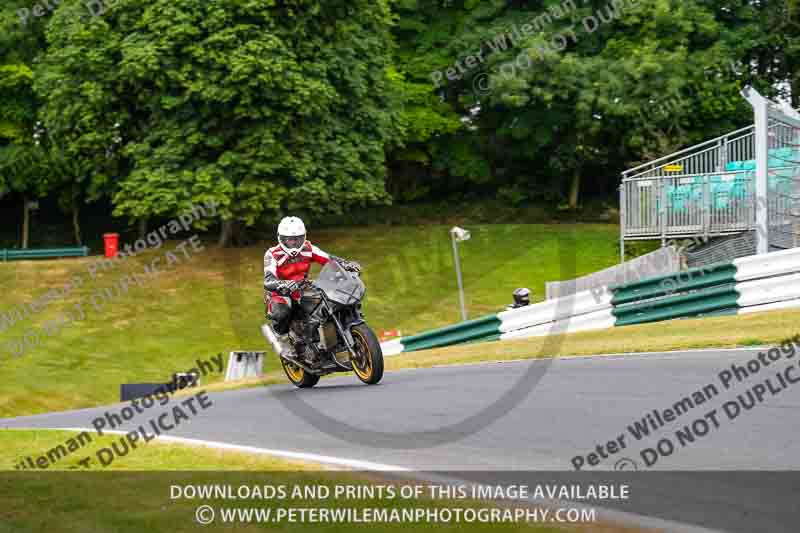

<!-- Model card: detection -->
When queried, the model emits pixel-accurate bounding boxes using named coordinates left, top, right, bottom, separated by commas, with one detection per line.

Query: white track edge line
left=29, top=427, right=410, bottom=472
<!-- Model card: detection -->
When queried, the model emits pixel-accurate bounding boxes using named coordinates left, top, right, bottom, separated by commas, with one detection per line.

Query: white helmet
left=277, top=216, right=306, bottom=256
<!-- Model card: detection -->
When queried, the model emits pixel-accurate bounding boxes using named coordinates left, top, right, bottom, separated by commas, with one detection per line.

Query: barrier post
left=742, top=86, right=770, bottom=255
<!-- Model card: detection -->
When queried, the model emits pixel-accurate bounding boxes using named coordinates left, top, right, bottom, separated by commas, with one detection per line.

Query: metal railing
left=621, top=119, right=800, bottom=244
left=622, top=125, right=756, bottom=181
left=765, top=115, right=800, bottom=249
left=621, top=170, right=756, bottom=240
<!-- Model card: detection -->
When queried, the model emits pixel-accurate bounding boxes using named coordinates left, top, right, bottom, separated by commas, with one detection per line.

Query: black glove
left=276, top=280, right=301, bottom=295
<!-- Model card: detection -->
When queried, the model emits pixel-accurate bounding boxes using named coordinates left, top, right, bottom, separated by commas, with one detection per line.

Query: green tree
left=0, top=1, right=48, bottom=247
left=37, top=0, right=397, bottom=246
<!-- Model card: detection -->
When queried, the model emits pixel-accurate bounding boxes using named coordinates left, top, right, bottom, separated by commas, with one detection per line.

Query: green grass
left=0, top=430, right=620, bottom=533
left=0, top=224, right=622, bottom=417
left=0, top=429, right=316, bottom=471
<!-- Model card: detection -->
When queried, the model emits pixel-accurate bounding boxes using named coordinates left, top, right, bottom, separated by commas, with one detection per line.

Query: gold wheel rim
left=351, top=330, right=373, bottom=381
left=284, top=361, right=305, bottom=382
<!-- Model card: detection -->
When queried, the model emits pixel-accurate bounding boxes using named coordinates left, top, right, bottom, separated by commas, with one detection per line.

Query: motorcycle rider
left=263, top=216, right=361, bottom=359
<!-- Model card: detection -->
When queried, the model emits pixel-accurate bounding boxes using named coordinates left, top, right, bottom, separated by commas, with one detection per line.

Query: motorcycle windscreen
left=315, top=261, right=366, bottom=306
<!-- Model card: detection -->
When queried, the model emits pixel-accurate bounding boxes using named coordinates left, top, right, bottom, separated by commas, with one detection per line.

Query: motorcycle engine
left=317, top=323, right=350, bottom=365
left=334, top=350, right=351, bottom=365
left=318, top=323, right=338, bottom=350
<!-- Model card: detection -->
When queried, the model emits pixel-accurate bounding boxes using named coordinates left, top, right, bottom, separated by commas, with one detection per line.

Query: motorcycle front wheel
left=350, top=324, right=384, bottom=385
left=281, top=359, right=320, bottom=388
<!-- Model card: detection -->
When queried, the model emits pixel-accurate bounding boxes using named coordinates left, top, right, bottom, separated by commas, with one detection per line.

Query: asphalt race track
left=3, top=348, right=800, bottom=532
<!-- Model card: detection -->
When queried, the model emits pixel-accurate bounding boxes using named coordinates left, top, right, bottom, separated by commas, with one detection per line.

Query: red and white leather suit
left=263, top=241, right=335, bottom=333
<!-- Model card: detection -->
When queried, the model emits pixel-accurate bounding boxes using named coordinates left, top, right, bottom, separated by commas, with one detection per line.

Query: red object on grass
left=103, top=233, right=119, bottom=258
left=379, top=329, right=401, bottom=342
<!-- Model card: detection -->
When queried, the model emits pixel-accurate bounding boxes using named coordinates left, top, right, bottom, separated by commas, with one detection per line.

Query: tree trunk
left=72, top=202, right=82, bottom=245
left=568, top=171, right=581, bottom=209
left=22, top=194, right=30, bottom=249
left=138, top=218, right=147, bottom=240
left=219, top=219, right=234, bottom=247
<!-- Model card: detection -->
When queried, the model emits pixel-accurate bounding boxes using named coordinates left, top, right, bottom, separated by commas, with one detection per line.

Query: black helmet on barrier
left=512, top=287, right=531, bottom=308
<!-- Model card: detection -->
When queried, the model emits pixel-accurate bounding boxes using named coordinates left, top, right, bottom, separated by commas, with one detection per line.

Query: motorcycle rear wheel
left=281, top=359, right=320, bottom=388
left=350, top=324, right=384, bottom=385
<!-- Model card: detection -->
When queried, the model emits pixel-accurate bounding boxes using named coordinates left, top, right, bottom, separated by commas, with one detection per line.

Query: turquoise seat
left=665, top=185, right=680, bottom=212
left=690, top=176, right=705, bottom=201
left=703, top=175, right=733, bottom=209
left=731, top=174, right=749, bottom=200
left=665, top=184, right=693, bottom=212
left=714, top=186, right=732, bottom=209
left=769, top=171, right=793, bottom=194
left=770, top=147, right=795, bottom=165
left=721, top=149, right=800, bottom=202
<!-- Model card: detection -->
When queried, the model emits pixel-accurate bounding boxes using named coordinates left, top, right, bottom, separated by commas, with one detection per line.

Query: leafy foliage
left=35, top=0, right=396, bottom=230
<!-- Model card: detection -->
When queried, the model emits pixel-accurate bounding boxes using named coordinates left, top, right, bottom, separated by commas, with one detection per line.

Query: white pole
left=742, top=86, right=770, bottom=254
left=451, top=231, right=468, bottom=321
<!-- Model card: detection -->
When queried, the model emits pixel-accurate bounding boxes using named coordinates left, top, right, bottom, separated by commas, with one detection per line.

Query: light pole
left=450, top=226, right=471, bottom=321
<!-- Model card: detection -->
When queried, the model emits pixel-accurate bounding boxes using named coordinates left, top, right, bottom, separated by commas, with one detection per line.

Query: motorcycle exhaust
left=260, top=323, right=284, bottom=355
left=261, top=323, right=318, bottom=374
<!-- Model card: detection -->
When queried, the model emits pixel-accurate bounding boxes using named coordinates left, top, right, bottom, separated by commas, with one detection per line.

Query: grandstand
left=619, top=87, right=800, bottom=267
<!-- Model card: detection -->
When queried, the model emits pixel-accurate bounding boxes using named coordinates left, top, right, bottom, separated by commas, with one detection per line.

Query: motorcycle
left=261, top=260, right=384, bottom=388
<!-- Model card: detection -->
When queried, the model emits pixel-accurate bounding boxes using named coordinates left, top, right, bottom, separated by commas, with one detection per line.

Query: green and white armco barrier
left=611, top=247, right=800, bottom=326
left=380, top=247, right=800, bottom=355
left=380, top=314, right=502, bottom=355
left=498, top=289, right=614, bottom=340
left=380, top=285, right=614, bottom=354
